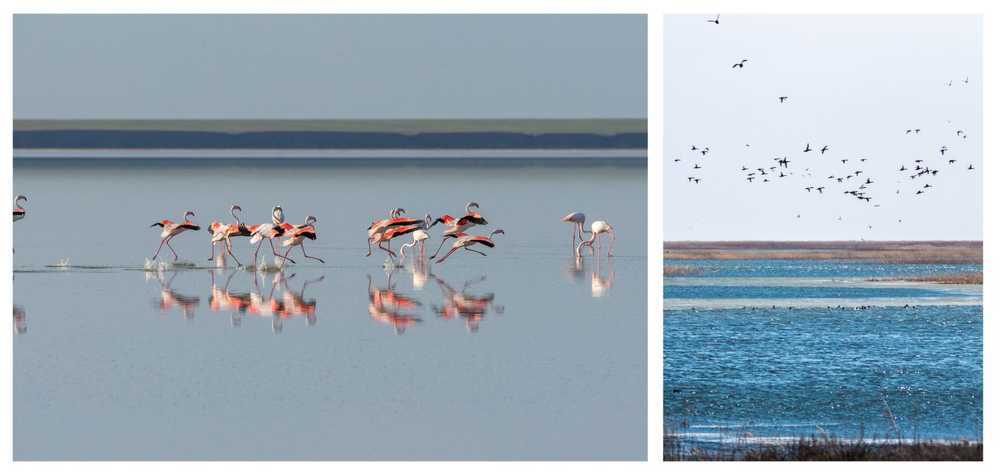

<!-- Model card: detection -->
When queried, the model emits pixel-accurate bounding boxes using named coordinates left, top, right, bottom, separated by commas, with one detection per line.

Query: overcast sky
left=14, top=14, right=646, bottom=119
left=664, top=15, right=982, bottom=241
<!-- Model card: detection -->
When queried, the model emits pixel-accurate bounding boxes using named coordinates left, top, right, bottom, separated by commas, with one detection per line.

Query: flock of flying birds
left=12, top=196, right=617, bottom=265
left=673, top=15, right=978, bottom=226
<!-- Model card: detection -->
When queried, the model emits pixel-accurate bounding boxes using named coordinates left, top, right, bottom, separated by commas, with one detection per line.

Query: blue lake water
left=664, top=285, right=952, bottom=300
left=664, top=260, right=983, bottom=452
left=13, top=156, right=647, bottom=460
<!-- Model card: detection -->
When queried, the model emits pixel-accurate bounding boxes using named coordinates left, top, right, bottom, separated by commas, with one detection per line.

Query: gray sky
left=14, top=14, right=646, bottom=119
left=665, top=15, right=982, bottom=241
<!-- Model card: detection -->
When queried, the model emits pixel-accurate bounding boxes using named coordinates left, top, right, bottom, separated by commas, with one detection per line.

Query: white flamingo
left=576, top=221, right=614, bottom=258
left=399, top=229, right=430, bottom=261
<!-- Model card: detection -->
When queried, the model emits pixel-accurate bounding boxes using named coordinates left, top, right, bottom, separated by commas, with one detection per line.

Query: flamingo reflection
left=430, top=274, right=504, bottom=333
left=367, top=271, right=423, bottom=335
left=14, top=305, right=27, bottom=335
left=273, top=272, right=324, bottom=332
left=208, top=269, right=253, bottom=327
left=153, top=270, right=201, bottom=319
left=590, top=256, right=615, bottom=298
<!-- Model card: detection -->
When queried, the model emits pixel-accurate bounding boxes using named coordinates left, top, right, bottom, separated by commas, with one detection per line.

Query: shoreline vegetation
left=664, top=241, right=982, bottom=265
left=663, top=434, right=983, bottom=461
left=12, top=118, right=647, bottom=150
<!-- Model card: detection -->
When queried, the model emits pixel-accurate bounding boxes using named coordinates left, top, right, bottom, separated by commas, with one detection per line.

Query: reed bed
left=663, top=241, right=982, bottom=264
left=664, top=434, right=982, bottom=461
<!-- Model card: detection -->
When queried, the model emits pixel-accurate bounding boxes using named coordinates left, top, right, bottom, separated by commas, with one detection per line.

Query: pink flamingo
left=281, top=215, right=325, bottom=263
left=561, top=211, right=587, bottom=249
left=207, top=204, right=251, bottom=265
left=435, top=229, right=505, bottom=263
left=150, top=211, right=201, bottom=261
left=249, top=205, right=296, bottom=265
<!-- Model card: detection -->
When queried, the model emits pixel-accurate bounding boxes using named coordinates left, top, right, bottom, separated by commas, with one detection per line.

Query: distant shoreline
left=664, top=241, right=982, bottom=265
left=12, top=119, right=647, bottom=150
left=14, top=148, right=646, bottom=160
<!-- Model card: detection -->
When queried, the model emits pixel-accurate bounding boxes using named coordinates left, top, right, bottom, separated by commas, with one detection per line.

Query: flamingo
left=576, top=221, right=615, bottom=258
left=249, top=205, right=296, bottom=266
left=150, top=211, right=201, bottom=261
left=399, top=229, right=429, bottom=261
left=561, top=212, right=588, bottom=249
left=13, top=195, right=27, bottom=252
left=367, top=208, right=432, bottom=256
left=281, top=215, right=325, bottom=264
left=13, top=195, right=27, bottom=222
left=207, top=204, right=251, bottom=265
left=371, top=219, right=431, bottom=259
left=435, top=229, right=505, bottom=264
left=428, top=202, right=489, bottom=257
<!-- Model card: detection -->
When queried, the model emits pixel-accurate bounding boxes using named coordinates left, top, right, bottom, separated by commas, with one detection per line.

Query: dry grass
left=872, top=272, right=983, bottom=285
left=664, top=265, right=701, bottom=276
left=664, top=435, right=982, bottom=461
left=664, top=241, right=982, bottom=264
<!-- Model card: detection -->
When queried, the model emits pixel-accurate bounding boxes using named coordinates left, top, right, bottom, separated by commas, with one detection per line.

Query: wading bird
left=561, top=212, right=588, bottom=249
left=576, top=221, right=615, bottom=258
left=281, top=215, right=325, bottom=264
left=150, top=211, right=201, bottom=261
left=435, top=230, right=505, bottom=264
left=399, top=229, right=430, bottom=261
left=13, top=195, right=27, bottom=222
left=207, top=204, right=252, bottom=265
left=250, top=206, right=296, bottom=266
left=371, top=215, right=433, bottom=259
left=368, top=209, right=433, bottom=257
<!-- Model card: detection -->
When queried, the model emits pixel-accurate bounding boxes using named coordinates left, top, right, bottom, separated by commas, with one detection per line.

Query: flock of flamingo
left=12, top=195, right=617, bottom=264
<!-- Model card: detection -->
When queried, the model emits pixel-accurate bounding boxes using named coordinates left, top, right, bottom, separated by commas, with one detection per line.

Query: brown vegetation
left=871, top=272, right=983, bottom=285
left=663, top=265, right=701, bottom=276
left=664, top=435, right=982, bottom=461
left=663, top=241, right=982, bottom=264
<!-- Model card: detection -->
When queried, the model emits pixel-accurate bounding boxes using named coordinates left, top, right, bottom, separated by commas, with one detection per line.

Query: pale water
left=664, top=259, right=982, bottom=453
left=13, top=156, right=647, bottom=460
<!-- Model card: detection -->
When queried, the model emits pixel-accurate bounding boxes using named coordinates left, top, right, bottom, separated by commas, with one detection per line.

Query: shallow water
left=13, top=157, right=647, bottom=460
left=664, top=260, right=983, bottom=452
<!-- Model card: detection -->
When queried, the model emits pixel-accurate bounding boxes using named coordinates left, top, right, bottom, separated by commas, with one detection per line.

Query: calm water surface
left=14, top=157, right=647, bottom=460
left=664, top=259, right=982, bottom=452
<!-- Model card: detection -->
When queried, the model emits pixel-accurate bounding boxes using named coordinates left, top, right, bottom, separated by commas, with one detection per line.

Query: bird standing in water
left=561, top=212, right=588, bottom=250
left=576, top=221, right=615, bottom=258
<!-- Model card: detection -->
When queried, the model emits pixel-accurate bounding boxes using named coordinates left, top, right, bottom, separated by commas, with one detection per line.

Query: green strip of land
left=13, top=119, right=646, bottom=135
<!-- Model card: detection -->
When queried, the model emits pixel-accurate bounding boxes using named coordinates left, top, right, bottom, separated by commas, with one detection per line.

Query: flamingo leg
left=225, top=237, right=242, bottom=267
left=607, top=229, right=615, bottom=257
left=208, top=240, right=218, bottom=261
left=435, top=246, right=460, bottom=264
left=270, top=238, right=295, bottom=264
left=300, top=242, right=325, bottom=263
left=465, top=248, right=487, bottom=257
left=420, top=241, right=426, bottom=258
left=152, top=238, right=168, bottom=260
left=165, top=236, right=180, bottom=261
left=430, top=236, right=454, bottom=259
left=378, top=241, right=397, bottom=258
left=253, top=239, right=264, bottom=267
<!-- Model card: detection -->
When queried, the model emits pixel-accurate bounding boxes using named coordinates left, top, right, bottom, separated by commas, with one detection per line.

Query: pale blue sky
left=664, top=15, right=982, bottom=240
left=14, top=14, right=646, bottom=119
